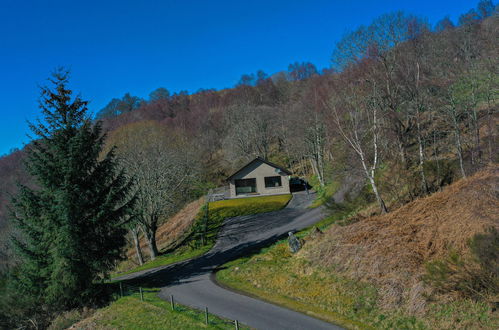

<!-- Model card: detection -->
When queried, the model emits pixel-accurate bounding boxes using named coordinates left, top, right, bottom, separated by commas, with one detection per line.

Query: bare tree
left=330, top=80, right=388, bottom=213
left=106, top=121, right=199, bottom=259
left=224, top=105, right=277, bottom=163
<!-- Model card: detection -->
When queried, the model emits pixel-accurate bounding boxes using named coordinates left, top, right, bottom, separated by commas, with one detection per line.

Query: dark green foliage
left=469, top=227, right=499, bottom=280
left=5, top=69, right=135, bottom=323
left=95, top=93, right=144, bottom=119
left=423, top=159, right=457, bottom=191
left=423, top=227, right=499, bottom=301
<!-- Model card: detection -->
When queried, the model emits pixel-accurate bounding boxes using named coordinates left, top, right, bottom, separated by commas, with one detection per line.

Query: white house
left=227, top=157, right=292, bottom=198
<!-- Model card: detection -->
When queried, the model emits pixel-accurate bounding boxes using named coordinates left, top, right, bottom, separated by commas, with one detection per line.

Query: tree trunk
left=131, top=227, right=144, bottom=266
left=398, top=139, right=407, bottom=168
left=451, top=108, right=466, bottom=178
left=144, top=222, right=159, bottom=260
left=368, top=174, right=388, bottom=214
left=415, top=109, right=429, bottom=195
left=359, top=151, right=388, bottom=214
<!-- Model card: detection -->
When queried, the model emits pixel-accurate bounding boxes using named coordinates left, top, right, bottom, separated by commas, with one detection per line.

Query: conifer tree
left=10, top=69, right=134, bottom=312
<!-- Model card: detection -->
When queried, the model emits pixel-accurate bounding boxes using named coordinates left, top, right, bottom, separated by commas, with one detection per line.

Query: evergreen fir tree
left=10, top=69, right=134, bottom=312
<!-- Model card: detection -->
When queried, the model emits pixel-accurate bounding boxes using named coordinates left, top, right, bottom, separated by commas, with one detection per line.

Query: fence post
left=235, top=319, right=239, bottom=330
left=119, top=282, right=123, bottom=297
left=205, top=307, right=208, bottom=325
left=139, top=287, right=144, bottom=301
left=170, top=295, right=175, bottom=311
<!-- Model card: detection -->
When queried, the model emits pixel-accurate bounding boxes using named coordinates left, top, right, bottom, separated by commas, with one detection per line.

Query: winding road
left=115, top=192, right=342, bottom=329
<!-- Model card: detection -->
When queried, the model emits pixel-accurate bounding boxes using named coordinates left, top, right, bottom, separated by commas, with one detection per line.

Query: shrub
left=423, top=227, right=499, bottom=301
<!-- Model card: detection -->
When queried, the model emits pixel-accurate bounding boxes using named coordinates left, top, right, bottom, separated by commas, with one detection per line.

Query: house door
left=235, top=178, right=257, bottom=195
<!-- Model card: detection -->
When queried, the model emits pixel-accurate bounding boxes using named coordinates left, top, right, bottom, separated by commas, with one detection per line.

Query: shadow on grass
left=117, top=192, right=320, bottom=289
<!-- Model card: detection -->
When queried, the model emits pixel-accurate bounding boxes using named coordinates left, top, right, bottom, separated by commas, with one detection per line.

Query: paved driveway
left=117, top=192, right=342, bottom=329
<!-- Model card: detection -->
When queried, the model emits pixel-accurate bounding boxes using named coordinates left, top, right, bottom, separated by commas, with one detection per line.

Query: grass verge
left=216, top=236, right=498, bottom=330
left=113, top=194, right=292, bottom=278
left=65, top=288, right=248, bottom=329
left=112, top=245, right=211, bottom=278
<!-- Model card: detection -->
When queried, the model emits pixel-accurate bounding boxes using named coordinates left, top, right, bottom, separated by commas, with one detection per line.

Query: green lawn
left=113, top=194, right=292, bottom=278
left=70, top=288, right=248, bottom=329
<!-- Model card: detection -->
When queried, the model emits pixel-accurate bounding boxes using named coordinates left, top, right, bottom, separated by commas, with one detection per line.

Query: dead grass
left=123, top=198, right=204, bottom=264
left=302, top=166, right=499, bottom=314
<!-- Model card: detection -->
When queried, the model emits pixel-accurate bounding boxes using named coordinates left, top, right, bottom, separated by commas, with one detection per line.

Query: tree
left=149, top=87, right=171, bottom=102
left=237, top=73, right=255, bottom=86
left=435, top=17, right=454, bottom=32
left=288, top=62, right=318, bottom=81
left=331, top=79, right=389, bottom=214
left=8, top=70, right=135, bottom=315
left=224, top=105, right=277, bottom=163
left=476, top=0, right=497, bottom=19
left=95, top=93, right=144, bottom=119
left=106, top=121, right=199, bottom=260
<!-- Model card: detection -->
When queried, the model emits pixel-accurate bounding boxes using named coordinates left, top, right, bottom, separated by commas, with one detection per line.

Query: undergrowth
left=423, top=227, right=499, bottom=301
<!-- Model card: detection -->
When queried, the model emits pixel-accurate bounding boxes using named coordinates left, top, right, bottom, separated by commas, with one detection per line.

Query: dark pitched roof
left=227, top=157, right=292, bottom=181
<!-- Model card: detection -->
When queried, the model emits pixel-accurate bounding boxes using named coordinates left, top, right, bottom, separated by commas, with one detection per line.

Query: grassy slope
left=69, top=289, right=247, bottom=330
left=216, top=170, right=499, bottom=329
left=114, top=194, right=292, bottom=277
left=217, top=236, right=496, bottom=329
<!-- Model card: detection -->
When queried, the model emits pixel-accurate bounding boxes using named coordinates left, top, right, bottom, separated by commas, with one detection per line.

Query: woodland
left=0, top=1, right=497, bottom=327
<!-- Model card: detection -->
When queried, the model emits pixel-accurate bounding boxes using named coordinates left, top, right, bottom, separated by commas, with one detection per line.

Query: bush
left=48, top=308, right=94, bottom=330
left=423, top=227, right=499, bottom=301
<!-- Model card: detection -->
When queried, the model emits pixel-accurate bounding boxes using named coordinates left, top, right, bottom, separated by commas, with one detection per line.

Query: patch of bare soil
left=303, top=166, right=499, bottom=314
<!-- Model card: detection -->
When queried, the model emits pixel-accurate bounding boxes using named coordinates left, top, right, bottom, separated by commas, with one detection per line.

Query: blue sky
left=0, top=0, right=479, bottom=155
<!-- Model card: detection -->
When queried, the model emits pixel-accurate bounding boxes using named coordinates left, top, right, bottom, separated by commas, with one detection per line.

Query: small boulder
left=288, top=231, right=301, bottom=253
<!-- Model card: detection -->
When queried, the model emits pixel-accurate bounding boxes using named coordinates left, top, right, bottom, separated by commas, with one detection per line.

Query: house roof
left=227, top=157, right=292, bottom=181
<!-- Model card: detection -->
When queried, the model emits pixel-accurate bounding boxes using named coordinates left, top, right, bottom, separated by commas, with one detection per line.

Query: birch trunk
left=452, top=108, right=467, bottom=178
left=143, top=221, right=159, bottom=260
left=131, top=227, right=144, bottom=266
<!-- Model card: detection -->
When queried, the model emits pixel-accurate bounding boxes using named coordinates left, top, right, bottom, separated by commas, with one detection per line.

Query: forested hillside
left=0, top=0, right=497, bottom=280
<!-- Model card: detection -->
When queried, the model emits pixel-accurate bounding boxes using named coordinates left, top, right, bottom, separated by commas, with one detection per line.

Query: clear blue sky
left=0, top=0, right=479, bottom=155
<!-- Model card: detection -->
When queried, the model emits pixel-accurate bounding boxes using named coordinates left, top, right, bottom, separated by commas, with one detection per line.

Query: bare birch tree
left=330, top=81, right=388, bottom=213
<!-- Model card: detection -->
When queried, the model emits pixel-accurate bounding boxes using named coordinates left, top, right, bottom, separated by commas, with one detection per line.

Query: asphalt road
left=116, top=192, right=342, bottom=330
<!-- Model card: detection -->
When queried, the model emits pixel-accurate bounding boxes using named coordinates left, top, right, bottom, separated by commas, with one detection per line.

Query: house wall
left=229, top=160, right=290, bottom=198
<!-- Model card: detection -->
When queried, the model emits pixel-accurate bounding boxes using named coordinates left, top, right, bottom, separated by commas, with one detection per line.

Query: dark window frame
left=264, top=176, right=282, bottom=188
left=235, top=178, right=257, bottom=195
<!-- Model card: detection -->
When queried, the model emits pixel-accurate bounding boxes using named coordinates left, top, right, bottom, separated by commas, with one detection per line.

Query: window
left=235, top=178, right=257, bottom=195
left=265, top=176, right=282, bottom=188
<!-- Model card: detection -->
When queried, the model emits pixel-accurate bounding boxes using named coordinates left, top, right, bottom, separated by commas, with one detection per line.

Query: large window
left=265, top=176, right=282, bottom=188
left=235, top=178, right=257, bottom=195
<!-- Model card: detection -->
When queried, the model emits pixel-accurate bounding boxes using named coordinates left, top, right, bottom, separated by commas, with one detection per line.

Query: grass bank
left=216, top=173, right=499, bottom=330
left=54, top=288, right=248, bottom=329
left=113, top=194, right=292, bottom=278
left=216, top=238, right=497, bottom=329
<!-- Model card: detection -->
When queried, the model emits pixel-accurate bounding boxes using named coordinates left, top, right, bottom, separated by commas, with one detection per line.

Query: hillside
left=217, top=167, right=499, bottom=328
left=303, top=166, right=499, bottom=313
left=1, top=2, right=497, bottom=328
